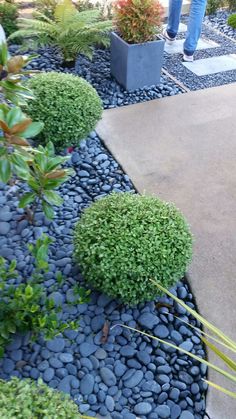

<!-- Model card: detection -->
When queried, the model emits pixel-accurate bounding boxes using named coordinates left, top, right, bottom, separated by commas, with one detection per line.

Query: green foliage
left=74, top=193, right=193, bottom=305
left=76, top=0, right=99, bottom=11
left=0, top=377, right=86, bottom=418
left=19, top=141, right=74, bottom=220
left=9, top=0, right=113, bottom=63
left=26, top=71, right=103, bottom=148
left=0, top=235, right=89, bottom=356
left=206, top=0, right=222, bottom=15
left=0, top=104, right=72, bottom=220
left=0, top=103, right=44, bottom=183
left=35, top=0, right=59, bottom=19
left=113, top=0, right=164, bottom=44
left=0, top=2, right=18, bottom=37
left=228, top=13, right=236, bottom=27
left=0, top=42, right=37, bottom=106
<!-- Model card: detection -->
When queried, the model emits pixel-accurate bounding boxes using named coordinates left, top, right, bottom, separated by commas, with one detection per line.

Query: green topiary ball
left=0, top=377, right=81, bottom=418
left=74, top=193, right=193, bottom=305
left=228, top=13, right=236, bottom=29
left=27, top=72, right=103, bottom=149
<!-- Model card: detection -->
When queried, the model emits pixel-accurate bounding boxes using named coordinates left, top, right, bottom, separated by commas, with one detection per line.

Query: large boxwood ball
left=74, top=193, right=193, bottom=305
left=27, top=71, right=102, bottom=148
left=0, top=377, right=80, bottom=418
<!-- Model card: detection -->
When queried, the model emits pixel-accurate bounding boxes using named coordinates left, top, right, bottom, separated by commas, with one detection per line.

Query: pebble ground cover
left=3, top=14, right=233, bottom=417
left=8, top=44, right=185, bottom=109
left=204, top=10, right=236, bottom=40
left=0, top=133, right=207, bottom=419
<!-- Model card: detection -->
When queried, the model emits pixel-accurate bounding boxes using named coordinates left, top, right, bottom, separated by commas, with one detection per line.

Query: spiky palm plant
left=9, top=0, right=113, bottom=63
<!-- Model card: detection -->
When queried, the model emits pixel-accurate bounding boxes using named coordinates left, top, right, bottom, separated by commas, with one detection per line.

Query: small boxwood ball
left=0, top=377, right=79, bottom=418
left=228, top=13, right=236, bottom=29
left=27, top=71, right=102, bottom=148
left=74, top=193, right=193, bottom=305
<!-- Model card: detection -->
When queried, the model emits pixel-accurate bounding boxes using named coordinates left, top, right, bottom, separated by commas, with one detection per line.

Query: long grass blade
left=202, top=337, right=236, bottom=372
left=203, top=379, right=236, bottom=399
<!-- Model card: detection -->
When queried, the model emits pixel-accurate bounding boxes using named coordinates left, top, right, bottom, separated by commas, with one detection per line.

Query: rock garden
left=0, top=0, right=236, bottom=418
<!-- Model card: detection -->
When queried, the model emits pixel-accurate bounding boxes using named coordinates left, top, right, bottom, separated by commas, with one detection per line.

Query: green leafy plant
left=0, top=1, right=18, bottom=37
left=76, top=0, right=113, bottom=18
left=18, top=141, right=74, bottom=220
left=0, top=234, right=89, bottom=357
left=34, top=0, right=59, bottom=19
left=74, top=192, right=193, bottom=305
left=0, top=377, right=93, bottom=418
left=113, top=279, right=236, bottom=399
left=228, top=13, right=236, bottom=27
left=9, top=0, right=113, bottom=63
left=0, top=103, right=43, bottom=184
left=76, top=0, right=99, bottom=12
left=0, top=42, right=37, bottom=106
left=26, top=71, right=103, bottom=149
left=113, top=0, right=164, bottom=44
left=206, top=0, right=222, bottom=15
left=0, top=104, right=72, bottom=220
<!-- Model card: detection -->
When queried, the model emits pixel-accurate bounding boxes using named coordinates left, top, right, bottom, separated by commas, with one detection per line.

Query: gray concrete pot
left=110, top=31, right=165, bottom=91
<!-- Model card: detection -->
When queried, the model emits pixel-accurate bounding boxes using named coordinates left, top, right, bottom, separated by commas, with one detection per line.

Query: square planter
left=110, top=31, right=165, bottom=91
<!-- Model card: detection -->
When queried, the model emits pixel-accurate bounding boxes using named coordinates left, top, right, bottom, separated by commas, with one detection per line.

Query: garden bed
left=8, top=45, right=185, bottom=110
left=0, top=133, right=207, bottom=419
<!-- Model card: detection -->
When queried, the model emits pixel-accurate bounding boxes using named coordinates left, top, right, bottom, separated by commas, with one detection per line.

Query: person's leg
left=183, top=0, right=207, bottom=56
left=167, top=0, right=183, bottom=39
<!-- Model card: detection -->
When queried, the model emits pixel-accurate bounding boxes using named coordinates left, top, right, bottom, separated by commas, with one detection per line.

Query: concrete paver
left=164, top=37, right=220, bottom=54
left=97, top=83, right=236, bottom=419
left=183, top=53, right=236, bottom=75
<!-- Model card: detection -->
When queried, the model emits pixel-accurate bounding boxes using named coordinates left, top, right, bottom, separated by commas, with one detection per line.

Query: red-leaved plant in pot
left=111, top=0, right=165, bottom=91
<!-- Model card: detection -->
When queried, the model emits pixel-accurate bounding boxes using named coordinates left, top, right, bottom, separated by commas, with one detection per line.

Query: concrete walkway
left=97, top=83, right=236, bottom=419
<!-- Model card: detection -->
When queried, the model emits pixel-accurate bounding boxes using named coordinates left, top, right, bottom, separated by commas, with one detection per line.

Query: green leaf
left=9, top=260, right=17, bottom=272
left=46, top=156, right=68, bottom=171
left=203, top=380, right=236, bottom=399
left=202, top=336, right=236, bottom=372
left=0, top=42, right=9, bottom=66
left=5, top=107, right=24, bottom=128
left=28, top=177, right=40, bottom=192
left=39, top=316, right=46, bottom=328
left=204, top=379, right=236, bottom=399
left=36, top=244, right=49, bottom=263
left=19, top=192, right=36, bottom=208
left=25, top=284, right=33, bottom=298
left=10, top=154, right=30, bottom=180
left=44, top=190, right=63, bottom=206
left=46, top=141, right=55, bottom=157
left=30, top=304, right=39, bottom=313
left=0, top=160, right=11, bottom=183
left=21, top=121, right=44, bottom=139
left=42, top=201, right=55, bottom=220
left=34, top=152, right=48, bottom=172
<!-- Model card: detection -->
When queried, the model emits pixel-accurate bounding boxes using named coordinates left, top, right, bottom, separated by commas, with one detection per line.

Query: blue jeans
left=167, top=0, right=207, bottom=55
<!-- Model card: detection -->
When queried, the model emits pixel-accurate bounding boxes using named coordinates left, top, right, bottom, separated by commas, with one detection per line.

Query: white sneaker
left=162, top=28, right=176, bottom=43
left=183, top=53, right=194, bottom=62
